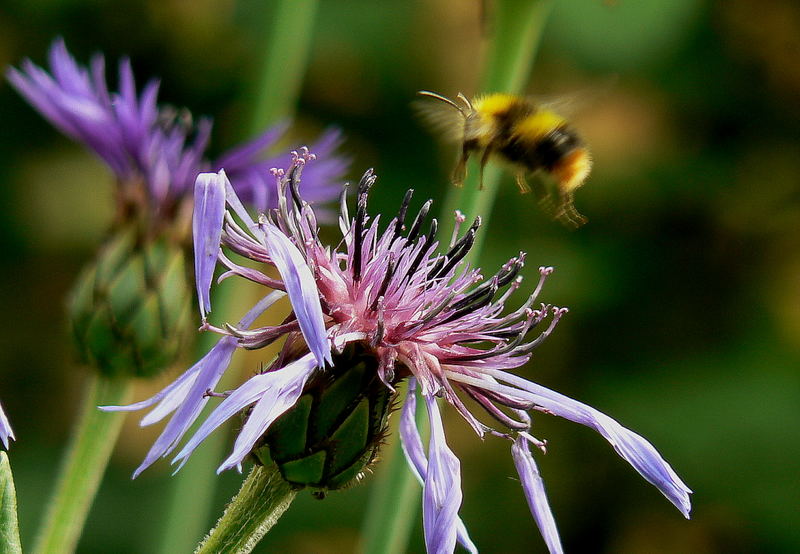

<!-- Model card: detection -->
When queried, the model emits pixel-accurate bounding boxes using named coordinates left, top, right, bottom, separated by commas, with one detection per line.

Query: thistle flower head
left=7, top=38, right=345, bottom=225
left=8, top=39, right=346, bottom=378
left=107, top=152, right=692, bottom=553
left=0, top=400, right=13, bottom=449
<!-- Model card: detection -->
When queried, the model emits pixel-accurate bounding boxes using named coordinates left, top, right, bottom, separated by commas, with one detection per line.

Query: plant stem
left=360, top=384, right=426, bottom=554
left=441, top=0, right=553, bottom=258
left=154, top=284, right=240, bottom=554
left=156, top=1, right=320, bottom=550
left=360, top=2, right=552, bottom=552
left=194, top=463, right=297, bottom=554
left=31, top=374, right=134, bottom=554
left=250, top=0, right=320, bottom=130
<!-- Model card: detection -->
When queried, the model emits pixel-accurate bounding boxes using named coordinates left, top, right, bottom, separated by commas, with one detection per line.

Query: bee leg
left=514, top=173, right=532, bottom=194
left=451, top=144, right=470, bottom=187
left=532, top=177, right=555, bottom=215
left=555, top=191, right=587, bottom=229
left=478, top=147, right=493, bottom=190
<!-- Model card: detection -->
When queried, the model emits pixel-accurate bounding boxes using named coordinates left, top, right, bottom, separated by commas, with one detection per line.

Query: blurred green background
left=1, top=0, right=799, bottom=552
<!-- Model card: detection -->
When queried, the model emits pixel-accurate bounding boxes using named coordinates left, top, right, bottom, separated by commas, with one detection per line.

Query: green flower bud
left=252, top=344, right=395, bottom=492
left=68, top=222, right=193, bottom=378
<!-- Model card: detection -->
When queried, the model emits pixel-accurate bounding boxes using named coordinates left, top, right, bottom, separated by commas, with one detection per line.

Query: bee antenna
left=456, top=93, right=474, bottom=112
left=417, top=90, right=467, bottom=118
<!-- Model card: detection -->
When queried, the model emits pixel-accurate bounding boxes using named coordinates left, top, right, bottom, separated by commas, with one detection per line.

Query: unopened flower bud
left=68, top=222, right=193, bottom=377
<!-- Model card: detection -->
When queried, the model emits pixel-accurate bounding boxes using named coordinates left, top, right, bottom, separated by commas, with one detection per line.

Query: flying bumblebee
left=416, top=91, right=592, bottom=228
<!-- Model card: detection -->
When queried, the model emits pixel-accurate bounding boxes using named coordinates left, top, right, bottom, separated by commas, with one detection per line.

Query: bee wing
left=530, top=76, right=618, bottom=117
left=412, top=94, right=466, bottom=143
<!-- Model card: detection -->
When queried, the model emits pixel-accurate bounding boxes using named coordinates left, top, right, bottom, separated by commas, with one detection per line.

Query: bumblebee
left=416, top=91, right=592, bottom=228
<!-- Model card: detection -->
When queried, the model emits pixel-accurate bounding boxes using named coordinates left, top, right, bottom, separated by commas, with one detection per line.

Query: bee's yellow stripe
left=473, top=93, right=518, bottom=116
left=514, top=110, right=565, bottom=140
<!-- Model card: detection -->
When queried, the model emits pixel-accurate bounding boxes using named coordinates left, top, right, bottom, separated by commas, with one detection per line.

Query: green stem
left=156, top=1, right=320, bottom=550
left=249, top=0, right=320, bottom=130
left=360, top=2, right=552, bottom=552
left=194, top=463, right=297, bottom=554
left=360, top=384, right=427, bottom=554
left=441, top=0, right=553, bottom=258
left=154, top=284, right=240, bottom=554
left=32, top=374, right=134, bottom=554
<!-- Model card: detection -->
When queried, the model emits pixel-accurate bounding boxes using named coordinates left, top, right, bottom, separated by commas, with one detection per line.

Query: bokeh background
left=1, top=0, right=799, bottom=552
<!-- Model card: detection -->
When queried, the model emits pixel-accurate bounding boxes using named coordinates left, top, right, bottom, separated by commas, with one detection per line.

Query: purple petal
left=99, top=361, right=200, bottom=424
left=483, top=369, right=693, bottom=518
left=399, top=380, right=477, bottom=554
left=193, top=171, right=227, bottom=319
left=422, top=394, right=462, bottom=554
left=107, top=291, right=284, bottom=477
left=214, top=121, right=289, bottom=171
left=130, top=336, right=238, bottom=478
left=0, top=400, right=14, bottom=449
left=171, top=351, right=315, bottom=471
left=511, top=436, right=563, bottom=554
left=216, top=352, right=318, bottom=473
left=263, top=222, right=332, bottom=367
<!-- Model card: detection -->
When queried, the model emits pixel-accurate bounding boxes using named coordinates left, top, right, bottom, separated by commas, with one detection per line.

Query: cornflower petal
left=478, top=368, right=693, bottom=518
left=0, top=400, right=14, bottom=449
left=217, top=352, right=318, bottom=473
left=130, top=337, right=238, bottom=478
left=99, top=362, right=198, bottom=425
left=263, top=222, right=332, bottom=367
left=105, top=291, right=284, bottom=477
left=214, top=121, right=290, bottom=171
left=423, top=394, right=463, bottom=554
left=400, top=380, right=477, bottom=554
left=511, top=436, right=563, bottom=554
left=171, top=351, right=316, bottom=472
left=193, top=170, right=227, bottom=319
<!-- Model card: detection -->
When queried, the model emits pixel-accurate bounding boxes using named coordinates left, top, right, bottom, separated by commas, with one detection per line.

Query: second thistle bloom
left=109, top=152, right=691, bottom=553
left=7, top=40, right=345, bottom=377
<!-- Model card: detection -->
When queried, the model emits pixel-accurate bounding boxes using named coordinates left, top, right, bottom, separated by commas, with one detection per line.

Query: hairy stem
left=194, top=463, right=297, bottom=554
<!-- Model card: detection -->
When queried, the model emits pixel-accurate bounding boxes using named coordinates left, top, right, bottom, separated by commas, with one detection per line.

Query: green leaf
left=0, top=452, right=23, bottom=554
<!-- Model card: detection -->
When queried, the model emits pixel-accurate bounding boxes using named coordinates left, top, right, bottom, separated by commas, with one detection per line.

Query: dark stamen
left=352, top=170, right=376, bottom=282
left=496, top=258, right=524, bottom=288
left=457, top=257, right=523, bottom=307
left=463, top=387, right=531, bottom=430
left=339, top=184, right=350, bottom=223
left=405, top=219, right=437, bottom=280
left=406, top=199, right=433, bottom=243
left=427, top=217, right=480, bottom=280
left=430, top=228, right=476, bottom=279
left=370, top=255, right=396, bottom=312
left=449, top=217, right=481, bottom=255
left=394, top=189, right=414, bottom=238
left=371, top=306, right=385, bottom=348
left=441, top=280, right=498, bottom=324
left=287, top=164, right=304, bottom=211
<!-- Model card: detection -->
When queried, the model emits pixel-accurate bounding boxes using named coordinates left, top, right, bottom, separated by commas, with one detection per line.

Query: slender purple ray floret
left=0, top=400, right=14, bottom=449
left=6, top=38, right=346, bottom=214
left=112, top=150, right=692, bottom=553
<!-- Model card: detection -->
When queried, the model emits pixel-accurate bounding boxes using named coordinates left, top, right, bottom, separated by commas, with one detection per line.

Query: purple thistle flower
left=0, top=400, right=14, bottom=449
left=6, top=38, right=346, bottom=216
left=108, top=152, right=692, bottom=553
